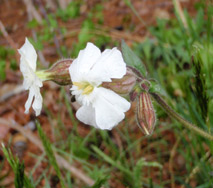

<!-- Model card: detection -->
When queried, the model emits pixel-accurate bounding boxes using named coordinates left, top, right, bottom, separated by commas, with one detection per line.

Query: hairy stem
left=150, top=93, right=213, bottom=141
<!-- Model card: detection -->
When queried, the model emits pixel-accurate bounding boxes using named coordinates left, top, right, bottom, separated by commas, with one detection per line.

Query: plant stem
left=150, top=93, right=213, bottom=141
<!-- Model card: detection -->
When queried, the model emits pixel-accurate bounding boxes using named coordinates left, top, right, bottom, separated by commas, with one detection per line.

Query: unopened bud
left=102, top=67, right=137, bottom=95
left=45, top=59, right=73, bottom=85
left=137, top=92, right=156, bottom=135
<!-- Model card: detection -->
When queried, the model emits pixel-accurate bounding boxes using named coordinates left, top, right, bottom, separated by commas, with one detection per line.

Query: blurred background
left=0, top=0, right=212, bottom=187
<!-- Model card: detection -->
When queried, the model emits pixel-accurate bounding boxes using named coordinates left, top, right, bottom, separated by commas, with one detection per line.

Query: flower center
left=73, top=82, right=94, bottom=95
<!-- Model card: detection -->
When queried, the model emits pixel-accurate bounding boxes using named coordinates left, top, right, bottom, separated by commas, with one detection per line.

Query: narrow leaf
left=1, top=143, right=35, bottom=188
left=36, top=122, right=66, bottom=188
left=90, top=175, right=109, bottom=188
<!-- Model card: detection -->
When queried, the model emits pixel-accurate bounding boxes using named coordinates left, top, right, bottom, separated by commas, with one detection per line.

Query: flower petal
left=89, top=48, right=126, bottom=83
left=69, top=42, right=101, bottom=82
left=97, top=87, right=131, bottom=112
left=93, top=88, right=131, bottom=130
left=24, top=87, right=35, bottom=114
left=32, top=87, right=43, bottom=116
left=76, top=105, right=98, bottom=128
left=18, top=38, right=37, bottom=71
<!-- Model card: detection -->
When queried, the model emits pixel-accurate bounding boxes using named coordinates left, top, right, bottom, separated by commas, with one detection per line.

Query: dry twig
left=58, top=0, right=72, bottom=9
left=0, top=84, right=24, bottom=103
left=22, top=0, right=42, bottom=24
left=62, top=28, right=146, bottom=43
left=0, top=20, right=19, bottom=61
left=0, top=20, right=18, bottom=50
left=22, top=0, right=49, bottom=68
left=169, top=135, right=181, bottom=188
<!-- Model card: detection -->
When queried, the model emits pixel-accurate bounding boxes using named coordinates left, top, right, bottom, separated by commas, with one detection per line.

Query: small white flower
left=18, top=38, right=43, bottom=116
left=69, top=42, right=131, bottom=130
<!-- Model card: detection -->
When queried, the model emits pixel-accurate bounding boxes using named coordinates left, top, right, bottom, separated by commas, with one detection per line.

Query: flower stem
left=150, top=92, right=213, bottom=141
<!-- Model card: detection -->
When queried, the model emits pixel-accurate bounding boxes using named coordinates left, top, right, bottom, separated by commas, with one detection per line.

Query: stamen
left=73, top=82, right=85, bottom=89
left=82, top=85, right=94, bottom=95
left=73, top=82, right=94, bottom=95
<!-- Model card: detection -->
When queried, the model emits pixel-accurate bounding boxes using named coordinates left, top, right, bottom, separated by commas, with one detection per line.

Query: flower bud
left=102, top=67, right=137, bottom=95
left=137, top=92, right=156, bottom=135
left=45, top=59, right=73, bottom=85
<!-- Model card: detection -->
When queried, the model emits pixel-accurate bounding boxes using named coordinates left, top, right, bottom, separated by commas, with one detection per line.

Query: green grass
left=1, top=0, right=213, bottom=187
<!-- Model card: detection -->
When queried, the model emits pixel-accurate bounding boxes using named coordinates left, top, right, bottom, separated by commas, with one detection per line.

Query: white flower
left=69, top=42, right=131, bottom=130
left=18, top=38, right=43, bottom=116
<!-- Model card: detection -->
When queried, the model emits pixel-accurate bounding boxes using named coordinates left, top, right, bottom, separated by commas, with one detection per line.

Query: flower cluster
left=18, top=39, right=132, bottom=130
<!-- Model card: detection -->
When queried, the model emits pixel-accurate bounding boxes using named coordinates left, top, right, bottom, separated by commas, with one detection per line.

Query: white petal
left=97, top=87, right=130, bottom=112
left=32, top=89, right=43, bottom=116
left=18, top=38, right=37, bottom=71
left=93, top=88, right=130, bottom=130
left=24, top=85, right=43, bottom=116
left=34, top=76, right=43, bottom=87
left=22, top=73, right=33, bottom=90
left=24, top=87, right=35, bottom=114
left=94, top=98, right=124, bottom=130
left=88, top=48, right=126, bottom=83
left=69, top=42, right=101, bottom=82
left=76, top=105, right=98, bottom=128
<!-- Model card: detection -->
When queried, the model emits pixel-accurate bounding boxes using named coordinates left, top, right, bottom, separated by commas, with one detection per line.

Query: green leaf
left=36, top=121, right=66, bottom=188
left=121, top=40, right=147, bottom=77
left=92, top=145, right=131, bottom=176
left=0, top=60, right=6, bottom=80
left=133, top=158, right=162, bottom=188
left=90, top=175, right=109, bottom=188
left=1, top=143, right=35, bottom=188
left=149, top=79, right=166, bottom=96
left=27, top=19, right=39, bottom=29
left=15, top=162, right=25, bottom=188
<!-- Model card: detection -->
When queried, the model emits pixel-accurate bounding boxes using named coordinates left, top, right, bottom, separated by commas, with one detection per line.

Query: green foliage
left=28, top=38, right=43, bottom=51
left=131, top=1, right=213, bottom=186
left=121, top=40, right=147, bottom=77
left=133, top=158, right=162, bottom=188
left=191, top=44, right=209, bottom=123
left=36, top=122, right=66, bottom=188
left=92, top=145, right=132, bottom=176
left=1, top=144, right=34, bottom=188
left=90, top=175, right=109, bottom=188
left=27, top=19, right=39, bottom=29
left=14, top=162, right=25, bottom=188
left=57, top=1, right=81, bottom=21
left=0, top=46, right=8, bottom=59
left=10, top=59, right=18, bottom=70
left=0, top=60, right=6, bottom=80
left=0, top=46, right=16, bottom=80
left=71, top=3, right=109, bottom=57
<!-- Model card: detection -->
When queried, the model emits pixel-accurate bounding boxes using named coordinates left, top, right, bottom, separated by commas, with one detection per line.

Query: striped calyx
left=45, top=59, right=73, bottom=85
left=101, top=67, right=137, bottom=95
left=137, top=92, right=156, bottom=135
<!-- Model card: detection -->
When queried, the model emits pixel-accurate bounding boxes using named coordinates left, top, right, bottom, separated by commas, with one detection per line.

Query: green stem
left=150, top=92, right=213, bottom=141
